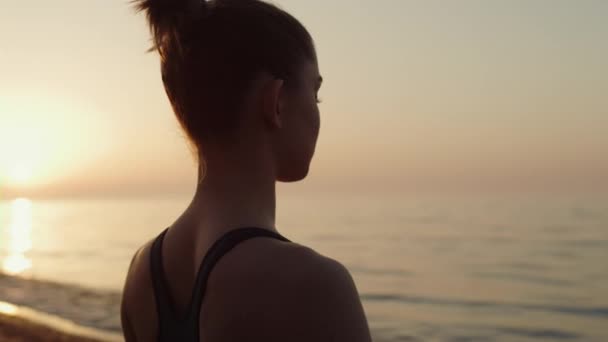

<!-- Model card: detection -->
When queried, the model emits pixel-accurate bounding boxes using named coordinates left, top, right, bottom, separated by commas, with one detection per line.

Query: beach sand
left=0, top=301, right=121, bottom=342
left=0, top=273, right=123, bottom=341
left=0, top=312, right=106, bottom=342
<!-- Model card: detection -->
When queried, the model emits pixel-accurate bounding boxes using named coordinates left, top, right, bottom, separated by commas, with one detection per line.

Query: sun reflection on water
left=2, top=198, right=33, bottom=275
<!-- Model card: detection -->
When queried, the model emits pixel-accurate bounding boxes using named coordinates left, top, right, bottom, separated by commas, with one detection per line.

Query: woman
left=121, top=0, right=372, bottom=341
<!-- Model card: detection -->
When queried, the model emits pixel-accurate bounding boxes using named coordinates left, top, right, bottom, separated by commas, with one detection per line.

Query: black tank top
left=150, top=227, right=291, bottom=342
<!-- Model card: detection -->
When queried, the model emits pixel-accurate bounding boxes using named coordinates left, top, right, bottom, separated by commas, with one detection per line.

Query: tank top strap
left=186, top=227, right=291, bottom=322
left=150, top=228, right=181, bottom=337
left=150, top=227, right=291, bottom=341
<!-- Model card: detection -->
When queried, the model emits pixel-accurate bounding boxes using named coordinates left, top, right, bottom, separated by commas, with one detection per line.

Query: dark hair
left=135, top=0, right=316, bottom=148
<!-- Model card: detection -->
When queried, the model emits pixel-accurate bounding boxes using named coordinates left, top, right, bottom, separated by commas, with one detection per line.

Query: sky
left=0, top=0, right=607, bottom=198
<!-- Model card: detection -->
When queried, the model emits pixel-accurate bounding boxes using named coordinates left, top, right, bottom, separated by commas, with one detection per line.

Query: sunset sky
left=0, top=0, right=607, bottom=198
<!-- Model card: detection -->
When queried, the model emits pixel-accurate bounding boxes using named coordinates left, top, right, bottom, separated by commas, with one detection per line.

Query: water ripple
left=350, top=266, right=414, bottom=277
left=361, top=293, right=608, bottom=318
left=471, top=271, right=576, bottom=287
left=493, top=326, right=580, bottom=340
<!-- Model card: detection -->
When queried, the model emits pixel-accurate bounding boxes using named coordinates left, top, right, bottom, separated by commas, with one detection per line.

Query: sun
left=1, top=94, right=112, bottom=191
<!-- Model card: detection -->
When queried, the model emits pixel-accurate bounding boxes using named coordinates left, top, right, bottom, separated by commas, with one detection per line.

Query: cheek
left=279, top=105, right=317, bottom=156
left=299, top=95, right=319, bottom=129
left=297, top=100, right=319, bottom=144
left=309, top=103, right=320, bottom=148
left=273, top=101, right=319, bottom=181
left=279, top=95, right=319, bottom=148
left=313, top=105, right=320, bottom=135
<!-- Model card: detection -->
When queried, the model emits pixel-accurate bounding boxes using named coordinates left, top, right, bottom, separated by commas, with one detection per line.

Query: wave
left=361, top=292, right=608, bottom=318
left=0, top=273, right=122, bottom=333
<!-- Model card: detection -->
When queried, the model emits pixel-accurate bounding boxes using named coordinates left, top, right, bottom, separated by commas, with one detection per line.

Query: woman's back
left=121, top=224, right=371, bottom=341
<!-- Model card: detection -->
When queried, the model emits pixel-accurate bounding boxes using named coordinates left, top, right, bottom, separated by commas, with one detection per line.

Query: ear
left=262, top=78, right=285, bottom=129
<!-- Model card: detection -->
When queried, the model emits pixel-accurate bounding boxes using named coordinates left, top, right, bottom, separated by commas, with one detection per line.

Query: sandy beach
left=0, top=272, right=122, bottom=333
left=0, top=301, right=121, bottom=342
left=0, top=312, right=105, bottom=342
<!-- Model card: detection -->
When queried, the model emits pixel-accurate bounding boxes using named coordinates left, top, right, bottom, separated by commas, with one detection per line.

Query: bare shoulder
left=204, top=238, right=372, bottom=342
left=122, top=240, right=153, bottom=301
left=120, top=240, right=156, bottom=342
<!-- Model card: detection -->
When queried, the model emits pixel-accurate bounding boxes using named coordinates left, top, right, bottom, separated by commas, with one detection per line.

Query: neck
left=183, top=143, right=278, bottom=237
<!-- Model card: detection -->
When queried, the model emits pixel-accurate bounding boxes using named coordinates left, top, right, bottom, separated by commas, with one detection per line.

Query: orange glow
left=0, top=96, right=109, bottom=189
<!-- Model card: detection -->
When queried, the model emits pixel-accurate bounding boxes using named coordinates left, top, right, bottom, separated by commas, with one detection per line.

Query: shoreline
left=0, top=273, right=122, bottom=333
left=0, top=301, right=122, bottom=342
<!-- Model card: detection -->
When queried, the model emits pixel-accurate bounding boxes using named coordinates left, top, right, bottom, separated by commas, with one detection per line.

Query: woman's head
left=137, top=0, right=322, bottom=182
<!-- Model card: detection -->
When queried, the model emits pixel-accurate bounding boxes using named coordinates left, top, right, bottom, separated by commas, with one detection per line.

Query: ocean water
left=0, top=193, right=607, bottom=341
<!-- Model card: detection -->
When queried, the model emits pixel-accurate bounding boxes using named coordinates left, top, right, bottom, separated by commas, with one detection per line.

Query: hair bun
left=135, top=0, right=206, bottom=55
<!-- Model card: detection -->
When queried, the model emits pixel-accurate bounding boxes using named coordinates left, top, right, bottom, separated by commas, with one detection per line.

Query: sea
left=0, top=192, right=606, bottom=341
